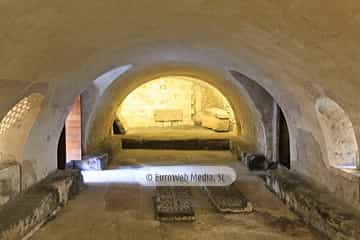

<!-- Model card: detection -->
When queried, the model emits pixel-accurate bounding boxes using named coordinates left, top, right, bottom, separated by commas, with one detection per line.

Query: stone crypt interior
left=0, top=1, right=360, bottom=240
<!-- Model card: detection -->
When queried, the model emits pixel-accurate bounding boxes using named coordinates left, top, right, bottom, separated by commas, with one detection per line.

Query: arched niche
left=84, top=65, right=262, bottom=156
left=116, top=76, right=237, bottom=134
left=315, top=97, right=359, bottom=169
left=0, top=93, right=44, bottom=165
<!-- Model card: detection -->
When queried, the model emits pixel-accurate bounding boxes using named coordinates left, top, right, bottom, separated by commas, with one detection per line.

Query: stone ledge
left=329, top=166, right=360, bottom=181
left=263, top=169, right=360, bottom=240
left=121, top=138, right=231, bottom=150
left=0, top=170, right=83, bottom=240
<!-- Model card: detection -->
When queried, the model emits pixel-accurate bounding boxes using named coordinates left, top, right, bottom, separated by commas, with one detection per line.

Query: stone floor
left=31, top=151, right=323, bottom=240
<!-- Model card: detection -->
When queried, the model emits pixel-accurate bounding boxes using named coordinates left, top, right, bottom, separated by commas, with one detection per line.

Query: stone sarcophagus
left=154, top=109, right=183, bottom=122
left=199, top=108, right=230, bottom=132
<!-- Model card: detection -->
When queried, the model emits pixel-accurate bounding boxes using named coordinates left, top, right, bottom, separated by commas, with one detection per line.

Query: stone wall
left=315, top=97, right=359, bottom=168
left=0, top=94, right=44, bottom=196
left=0, top=0, right=359, bottom=211
left=117, top=76, right=235, bottom=129
left=230, top=71, right=276, bottom=160
left=293, top=129, right=360, bottom=209
left=264, top=169, right=360, bottom=240
left=0, top=162, right=20, bottom=206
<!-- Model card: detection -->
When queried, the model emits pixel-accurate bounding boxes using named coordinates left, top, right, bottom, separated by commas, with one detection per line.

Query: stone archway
left=116, top=76, right=238, bottom=136
left=0, top=93, right=44, bottom=203
left=0, top=94, right=44, bottom=165
left=83, top=65, right=266, bottom=157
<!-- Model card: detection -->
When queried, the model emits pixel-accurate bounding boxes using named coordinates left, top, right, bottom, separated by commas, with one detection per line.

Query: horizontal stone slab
left=154, top=109, right=183, bottom=122
left=154, top=186, right=195, bottom=222
left=0, top=170, right=83, bottom=240
left=205, top=185, right=253, bottom=213
left=121, top=138, right=231, bottom=150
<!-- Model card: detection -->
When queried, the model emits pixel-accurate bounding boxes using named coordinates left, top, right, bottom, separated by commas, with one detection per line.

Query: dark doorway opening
left=57, top=125, right=66, bottom=169
left=279, top=109, right=290, bottom=169
left=113, top=121, right=122, bottom=135
left=57, top=96, right=82, bottom=170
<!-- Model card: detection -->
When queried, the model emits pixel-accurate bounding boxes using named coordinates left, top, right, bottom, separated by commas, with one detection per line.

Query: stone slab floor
left=31, top=176, right=322, bottom=239
left=32, top=150, right=323, bottom=239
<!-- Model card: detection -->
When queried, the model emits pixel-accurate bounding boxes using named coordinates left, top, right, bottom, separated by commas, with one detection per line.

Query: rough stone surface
left=205, top=185, right=253, bottom=213
left=294, top=129, right=360, bottom=210
left=0, top=170, right=83, bottom=240
left=0, top=0, right=359, bottom=217
left=0, top=94, right=44, bottom=191
left=264, top=169, right=360, bottom=240
left=154, top=187, right=195, bottom=222
left=0, top=162, right=20, bottom=207
left=241, top=153, right=276, bottom=171
left=315, top=97, right=359, bottom=167
left=67, top=153, right=109, bottom=171
left=30, top=180, right=323, bottom=240
left=230, top=71, right=276, bottom=160
left=30, top=150, right=324, bottom=239
left=200, top=108, right=230, bottom=132
left=154, top=109, right=183, bottom=123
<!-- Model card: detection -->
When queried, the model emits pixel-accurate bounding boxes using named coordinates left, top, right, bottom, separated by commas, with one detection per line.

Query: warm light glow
left=0, top=97, right=31, bottom=135
left=117, top=76, right=236, bottom=131
left=0, top=94, right=44, bottom=168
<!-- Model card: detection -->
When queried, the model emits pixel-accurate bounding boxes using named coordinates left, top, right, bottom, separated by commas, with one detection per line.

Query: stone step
left=122, top=138, right=230, bottom=150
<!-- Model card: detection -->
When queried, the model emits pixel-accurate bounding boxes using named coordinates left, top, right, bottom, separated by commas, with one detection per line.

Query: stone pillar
left=272, top=102, right=280, bottom=163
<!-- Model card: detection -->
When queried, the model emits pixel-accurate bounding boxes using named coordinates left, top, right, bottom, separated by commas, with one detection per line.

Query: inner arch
left=115, top=76, right=238, bottom=138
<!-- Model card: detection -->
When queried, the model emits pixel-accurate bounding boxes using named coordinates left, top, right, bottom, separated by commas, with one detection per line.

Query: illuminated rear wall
left=117, top=76, right=236, bottom=130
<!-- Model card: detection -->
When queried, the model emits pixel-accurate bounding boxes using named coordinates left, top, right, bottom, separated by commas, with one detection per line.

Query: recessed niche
left=315, top=97, right=359, bottom=169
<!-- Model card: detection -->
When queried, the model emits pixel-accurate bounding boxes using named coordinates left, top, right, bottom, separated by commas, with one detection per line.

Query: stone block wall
left=0, top=162, right=20, bottom=206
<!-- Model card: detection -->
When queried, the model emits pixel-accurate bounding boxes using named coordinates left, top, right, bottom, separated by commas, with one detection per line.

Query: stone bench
left=263, top=169, right=360, bottom=240
left=0, top=170, right=83, bottom=240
